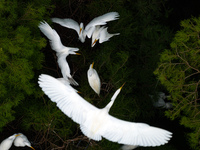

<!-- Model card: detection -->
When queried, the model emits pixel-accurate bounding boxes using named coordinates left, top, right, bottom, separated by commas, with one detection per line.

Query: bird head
left=91, top=62, right=94, bottom=68
left=92, top=39, right=98, bottom=47
left=69, top=48, right=80, bottom=55
left=111, top=83, right=125, bottom=101
left=79, top=23, right=84, bottom=35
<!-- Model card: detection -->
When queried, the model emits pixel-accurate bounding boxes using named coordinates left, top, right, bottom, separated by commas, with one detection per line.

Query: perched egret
left=52, top=12, right=119, bottom=43
left=14, top=133, right=35, bottom=150
left=91, top=25, right=120, bottom=47
left=87, top=62, right=101, bottom=95
left=151, top=92, right=172, bottom=109
left=38, top=74, right=172, bottom=147
left=0, top=134, right=18, bottom=150
left=38, top=21, right=79, bottom=85
left=120, top=145, right=138, bottom=150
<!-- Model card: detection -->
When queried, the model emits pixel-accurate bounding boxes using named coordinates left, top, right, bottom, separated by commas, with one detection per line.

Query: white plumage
left=87, top=62, right=101, bottom=95
left=152, top=92, right=172, bottom=109
left=52, top=12, right=119, bottom=43
left=14, top=133, right=35, bottom=150
left=38, top=74, right=172, bottom=147
left=91, top=25, right=120, bottom=47
left=0, top=133, right=35, bottom=150
left=38, top=21, right=79, bottom=85
left=0, top=134, right=17, bottom=150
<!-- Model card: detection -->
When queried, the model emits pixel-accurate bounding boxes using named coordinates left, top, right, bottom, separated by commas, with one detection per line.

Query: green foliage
left=154, top=16, right=200, bottom=149
left=0, top=0, right=53, bottom=130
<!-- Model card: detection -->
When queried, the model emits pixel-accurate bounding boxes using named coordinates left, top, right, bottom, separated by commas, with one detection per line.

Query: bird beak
left=76, top=52, right=81, bottom=55
left=120, top=83, right=125, bottom=90
left=91, top=62, right=94, bottom=68
left=30, top=146, right=35, bottom=150
left=15, top=134, right=21, bottom=137
left=79, top=28, right=82, bottom=34
left=92, top=39, right=98, bottom=46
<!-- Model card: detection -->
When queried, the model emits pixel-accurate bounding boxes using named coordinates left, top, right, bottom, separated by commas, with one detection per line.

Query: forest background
left=0, top=0, right=200, bottom=149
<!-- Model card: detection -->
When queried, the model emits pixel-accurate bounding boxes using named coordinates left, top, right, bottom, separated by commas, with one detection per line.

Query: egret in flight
left=14, top=133, right=35, bottom=150
left=38, top=74, right=172, bottom=147
left=52, top=12, right=119, bottom=43
left=38, top=21, right=79, bottom=85
left=87, top=62, right=101, bottom=95
left=91, top=25, right=120, bottom=47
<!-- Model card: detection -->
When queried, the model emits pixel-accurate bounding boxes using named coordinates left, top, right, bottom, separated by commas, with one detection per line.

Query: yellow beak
left=76, top=52, right=81, bottom=55
left=120, top=82, right=126, bottom=90
left=79, top=28, right=82, bottom=34
left=92, top=39, right=98, bottom=46
left=91, top=62, right=94, bottom=68
left=30, top=146, right=35, bottom=150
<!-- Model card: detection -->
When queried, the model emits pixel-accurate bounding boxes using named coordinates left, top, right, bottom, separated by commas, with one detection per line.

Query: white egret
left=57, top=51, right=79, bottom=86
left=87, top=62, right=101, bottom=95
left=0, top=134, right=18, bottom=150
left=91, top=25, right=120, bottom=47
left=14, top=133, right=35, bottom=150
left=152, top=92, right=172, bottom=109
left=38, top=74, right=172, bottom=147
left=38, top=21, right=79, bottom=85
left=52, top=12, right=119, bottom=43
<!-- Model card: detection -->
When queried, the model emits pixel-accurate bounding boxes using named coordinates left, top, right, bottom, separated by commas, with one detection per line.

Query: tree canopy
left=154, top=16, right=200, bottom=150
left=1, top=0, right=199, bottom=149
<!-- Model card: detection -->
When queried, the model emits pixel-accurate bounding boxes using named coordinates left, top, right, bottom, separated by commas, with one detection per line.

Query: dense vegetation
left=154, top=16, right=200, bottom=150
left=0, top=0, right=199, bottom=149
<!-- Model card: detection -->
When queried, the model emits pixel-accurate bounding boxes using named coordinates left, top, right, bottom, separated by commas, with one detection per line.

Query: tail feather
left=68, top=77, right=79, bottom=86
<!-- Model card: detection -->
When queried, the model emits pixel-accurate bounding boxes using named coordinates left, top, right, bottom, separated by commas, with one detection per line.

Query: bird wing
left=51, top=18, right=80, bottom=35
left=99, top=27, right=120, bottom=43
left=85, top=12, right=119, bottom=38
left=85, top=12, right=119, bottom=31
left=38, top=74, right=98, bottom=124
left=101, top=115, right=172, bottom=147
left=38, top=21, right=64, bottom=52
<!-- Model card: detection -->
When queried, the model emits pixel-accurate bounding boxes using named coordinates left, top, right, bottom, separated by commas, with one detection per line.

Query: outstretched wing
left=38, top=74, right=98, bottom=124
left=99, top=27, right=120, bottom=43
left=52, top=18, right=80, bottom=35
left=85, top=12, right=119, bottom=38
left=101, top=115, right=172, bottom=147
left=38, top=21, right=64, bottom=52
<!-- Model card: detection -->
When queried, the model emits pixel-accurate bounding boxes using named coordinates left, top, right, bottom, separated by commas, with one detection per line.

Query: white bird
left=14, top=133, right=35, bottom=150
left=52, top=12, right=120, bottom=43
left=57, top=77, right=78, bottom=93
left=38, top=74, right=172, bottom=147
left=152, top=92, right=172, bottom=109
left=120, top=145, right=138, bottom=150
left=38, top=21, right=79, bottom=85
left=0, top=134, right=18, bottom=150
left=57, top=52, right=79, bottom=86
left=91, top=25, right=120, bottom=47
left=87, top=62, right=101, bottom=95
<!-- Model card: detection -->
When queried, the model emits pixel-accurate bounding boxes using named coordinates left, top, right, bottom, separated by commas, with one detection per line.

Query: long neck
left=105, top=100, right=114, bottom=112
left=104, top=88, right=121, bottom=112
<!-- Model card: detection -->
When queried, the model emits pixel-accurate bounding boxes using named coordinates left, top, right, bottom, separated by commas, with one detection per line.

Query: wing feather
left=85, top=12, right=119, bottom=31
left=51, top=18, right=80, bottom=35
left=38, top=21, right=64, bottom=52
left=101, top=115, right=172, bottom=147
left=38, top=74, right=98, bottom=124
